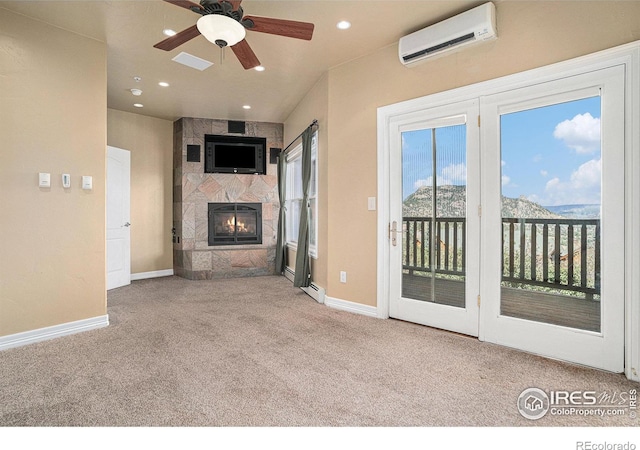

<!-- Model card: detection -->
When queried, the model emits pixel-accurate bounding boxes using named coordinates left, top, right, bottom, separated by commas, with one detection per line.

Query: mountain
left=403, top=185, right=467, bottom=218
left=544, top=204, right=600, bottom=219
left=502, top=196, right=564, bottom=219
left=403, top=185, right=562, bottom=219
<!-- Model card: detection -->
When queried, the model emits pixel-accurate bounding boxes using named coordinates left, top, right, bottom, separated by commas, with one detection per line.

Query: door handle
left=124, top=222, right=131, bottom=227
left=389, top=221, right=399, bottom=247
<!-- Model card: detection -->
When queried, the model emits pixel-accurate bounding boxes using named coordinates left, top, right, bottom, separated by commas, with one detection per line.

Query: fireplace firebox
left=208, top=203, right=262, bottom=246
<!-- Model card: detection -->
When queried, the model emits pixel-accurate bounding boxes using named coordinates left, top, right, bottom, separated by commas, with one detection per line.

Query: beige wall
left=283, top=73, right=329, bottom=289
left=0, top=10, right=107, bottom=336
left=299, top=1, right=640, bottom=306
left=107, top=109, right=173, bottom=275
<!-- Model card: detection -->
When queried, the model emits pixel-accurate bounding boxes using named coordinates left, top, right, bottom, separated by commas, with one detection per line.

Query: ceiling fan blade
left=243, top=16, right=314, bottom=41
left=154, top=24, right=201, bottom=51
left=163, top=0, right=205, bottom=12
left=231, top=39, right=261, bottom=70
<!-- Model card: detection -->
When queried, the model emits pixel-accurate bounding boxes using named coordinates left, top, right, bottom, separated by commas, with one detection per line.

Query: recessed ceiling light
left=337, top=21, right=351, bottom=30
left=254, top=66, right=265, bottom=72
left=243, top=105, right=251, bottom=110
left=158, top=82, right=170, bottom=87
left=163, top=29, right=177, bottom=37
left=130, top=88, right=142, bottom=96
left=133, top=103, right=144, bottom=108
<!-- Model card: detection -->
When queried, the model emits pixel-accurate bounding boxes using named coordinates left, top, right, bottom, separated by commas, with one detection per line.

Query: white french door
left=389, top=100, right=480, bottom=337
left=386, top=65, right=625, bottom=372
left=479, top=66, right=625, bottom=372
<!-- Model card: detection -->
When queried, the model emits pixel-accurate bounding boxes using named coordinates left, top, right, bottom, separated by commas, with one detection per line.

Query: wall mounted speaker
left=270, top=148, right=281, bottom=164
left=187, top=144, right=200, bottom=162
left=228, top=121, right=246, bottom=134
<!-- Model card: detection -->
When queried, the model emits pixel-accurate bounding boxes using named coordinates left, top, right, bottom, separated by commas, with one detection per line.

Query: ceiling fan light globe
left=197, top=14, right=246, bottom=47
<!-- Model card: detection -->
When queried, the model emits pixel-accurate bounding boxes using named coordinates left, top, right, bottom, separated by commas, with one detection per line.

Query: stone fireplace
left=173, top=118, right=283, bottom=280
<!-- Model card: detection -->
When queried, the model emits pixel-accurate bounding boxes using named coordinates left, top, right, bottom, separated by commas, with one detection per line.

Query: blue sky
left=501, top=96, right=601, bottom=206
left=402, top=96, right=602, bottom=207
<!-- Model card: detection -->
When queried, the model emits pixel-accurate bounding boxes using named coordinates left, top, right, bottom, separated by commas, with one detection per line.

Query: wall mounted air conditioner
left=399, top=2, right=497, bottom=67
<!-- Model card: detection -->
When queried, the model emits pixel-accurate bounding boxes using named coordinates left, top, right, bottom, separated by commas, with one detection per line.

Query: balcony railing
left=403, top=218, right=465, bottom=276
left=403, top=217, right=601, bottom=299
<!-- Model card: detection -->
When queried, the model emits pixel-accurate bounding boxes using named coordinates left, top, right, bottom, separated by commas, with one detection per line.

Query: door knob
left=124, top=222, right=131, bottom=227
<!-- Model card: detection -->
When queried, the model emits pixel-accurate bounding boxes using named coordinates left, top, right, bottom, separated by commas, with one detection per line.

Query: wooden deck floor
left=402, top=273, right=466, bottom=308
left=402, top=273, right=601, bottom=332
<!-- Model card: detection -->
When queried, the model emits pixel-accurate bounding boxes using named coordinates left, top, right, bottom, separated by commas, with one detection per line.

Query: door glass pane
left=500, top=96, right=601, bottom=332
left=401, top=124, right=467, bottom=308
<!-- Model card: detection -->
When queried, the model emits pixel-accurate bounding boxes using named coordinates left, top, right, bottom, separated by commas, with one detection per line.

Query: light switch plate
left=62, top=174, right=71, bottom=188
left=39, top=173, right=50, bottom=188
left=82, top=176, right=92, bottom=190
left=368, top=197, right=376, bottom=211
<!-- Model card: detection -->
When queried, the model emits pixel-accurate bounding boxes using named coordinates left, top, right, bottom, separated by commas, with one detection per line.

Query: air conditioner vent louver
left=399, top=2, right=497, bottom=67
left=402, top=32, right=476, bottom=63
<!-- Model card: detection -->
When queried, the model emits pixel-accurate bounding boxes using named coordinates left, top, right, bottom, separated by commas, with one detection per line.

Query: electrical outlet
left=340, top=271, right=347, bottom=283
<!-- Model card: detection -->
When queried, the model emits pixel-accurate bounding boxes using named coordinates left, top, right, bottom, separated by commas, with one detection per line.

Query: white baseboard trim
left=284, top=267, right=326, bottom=304
left=131, top=269, right=174, bottom=281
left=324, top=296, right=380, bottom=319
left=0, top=315, right=109, bottom=351
left=283, top=267, right=378, bottom=318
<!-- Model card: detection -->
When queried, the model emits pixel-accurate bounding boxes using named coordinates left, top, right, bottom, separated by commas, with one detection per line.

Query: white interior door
left=107, top=146, right=131, bottom=290
left=479, top=66, right=625, bottom=372
left=389, top=100, right=480, bottom=336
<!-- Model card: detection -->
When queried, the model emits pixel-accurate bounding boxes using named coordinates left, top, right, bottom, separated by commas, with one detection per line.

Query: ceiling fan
left=154, top=0, right=315, bottom=70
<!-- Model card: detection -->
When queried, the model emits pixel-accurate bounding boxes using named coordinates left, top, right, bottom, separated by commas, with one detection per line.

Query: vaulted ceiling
left=0, top=0, right=483, bottom=122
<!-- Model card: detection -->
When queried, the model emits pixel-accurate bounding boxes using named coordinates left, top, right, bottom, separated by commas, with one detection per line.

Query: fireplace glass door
left=209, top=203, right=262, bottom=246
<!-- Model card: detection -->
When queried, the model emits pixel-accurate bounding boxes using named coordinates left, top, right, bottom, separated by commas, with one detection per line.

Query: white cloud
left=553, top=112, right=601, bottom=154
left=569, top=158, right=601, bottom=188
left=501, top=160, right=507, bottom=167
left=414, top=163, right=467, bottom=190
left=414, top=178, right=432, bottom=190
left=540, top=170, right=548, bottom=177
left=441, top=163, right=466, bottom=184
left=502, top=175, right=511, bottom=186
left=540, top=158, right=601, bottom=205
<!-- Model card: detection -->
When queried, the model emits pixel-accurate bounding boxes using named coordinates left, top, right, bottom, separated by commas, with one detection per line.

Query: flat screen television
left=204, top=134, right=266, bottom=174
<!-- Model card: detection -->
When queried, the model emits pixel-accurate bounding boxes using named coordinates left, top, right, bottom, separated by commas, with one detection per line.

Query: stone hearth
left=173, top=118, right=283, bottom=280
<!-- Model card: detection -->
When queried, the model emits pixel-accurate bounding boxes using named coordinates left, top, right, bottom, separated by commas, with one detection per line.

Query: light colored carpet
left=0, top=275, right=637, bottom=426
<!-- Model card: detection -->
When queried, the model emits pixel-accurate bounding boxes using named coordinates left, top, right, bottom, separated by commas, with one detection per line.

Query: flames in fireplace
left=220, top=214, right=254, bottom=235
